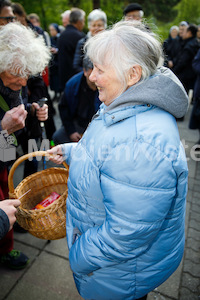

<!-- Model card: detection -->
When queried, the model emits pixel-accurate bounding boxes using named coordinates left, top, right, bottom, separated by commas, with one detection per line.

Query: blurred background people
left=172, top=24, right=199, bottom=94
left=58, top=8, right=85, bottom=92
left=163, top=25, right=180, bottom=68
left=197, top=24, right=200, bottom=44
left=123, top=2, right=144, bottom=21
left=28, top=12, right=51, bottom=47
left=53, top=57, right=100, bottom=144
left=189, top=48, right=200, bottom=144
left=73, top=8, right=107, bottom=73
left=0, top=0, right=16, bottom=25
left=49, top=23, right=60, bottom=101
left=61, top=9, right=71, bottom=28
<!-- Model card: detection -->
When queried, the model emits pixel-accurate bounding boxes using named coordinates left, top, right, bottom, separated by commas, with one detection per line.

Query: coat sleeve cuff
left=62, top=143, right=77, bottom=165
left=0, top=208, right=10, bottom=240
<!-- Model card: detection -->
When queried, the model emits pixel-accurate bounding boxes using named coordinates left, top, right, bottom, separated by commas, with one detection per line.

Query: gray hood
left=105, top=67, right=189, bottom=118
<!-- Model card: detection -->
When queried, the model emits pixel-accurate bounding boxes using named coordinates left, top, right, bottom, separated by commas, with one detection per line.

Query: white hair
left=170, top=25, right=179, bottom=33
left=139, top=10, right=144, bottom=18
left=61, top=9, right=71, bottom=18
left=0, top=22, right=51, bottom=77
left=85, top=20, right=162, bottom=89
left=88, top=9, right=107, bottom=29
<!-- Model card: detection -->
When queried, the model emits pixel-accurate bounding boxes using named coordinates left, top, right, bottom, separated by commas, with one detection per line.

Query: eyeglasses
left=0, top=16, right=17, bottom=23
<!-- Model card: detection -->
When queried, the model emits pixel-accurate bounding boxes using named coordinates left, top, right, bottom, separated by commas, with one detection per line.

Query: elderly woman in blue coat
left=48, top=21, right=189, bottom=300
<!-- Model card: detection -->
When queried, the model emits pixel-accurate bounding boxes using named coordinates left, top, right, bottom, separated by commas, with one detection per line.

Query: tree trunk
left=93, top=0, right=100, bottom=9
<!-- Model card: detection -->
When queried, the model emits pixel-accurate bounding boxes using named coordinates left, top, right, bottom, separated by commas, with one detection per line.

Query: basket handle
left=8, top=150, right=68, bottom=195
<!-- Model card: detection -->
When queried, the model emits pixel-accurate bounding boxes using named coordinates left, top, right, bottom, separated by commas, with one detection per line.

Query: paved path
left=0, top=103, right=200, bottom=300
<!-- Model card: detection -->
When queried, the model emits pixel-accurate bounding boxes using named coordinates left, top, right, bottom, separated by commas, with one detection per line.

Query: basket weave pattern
left=8, top=151, right=69, bottom=240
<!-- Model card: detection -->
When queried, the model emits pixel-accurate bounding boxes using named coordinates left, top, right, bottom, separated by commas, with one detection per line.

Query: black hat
left=123, top=3, right=143, bottom=15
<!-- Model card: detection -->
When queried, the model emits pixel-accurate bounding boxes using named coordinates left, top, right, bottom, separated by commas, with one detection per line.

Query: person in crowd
left=0, top=199, right=21, bottom=240
left=179, top=20, right=188, bottom=39
left=61, top=9, right=71, bottom=28
left=59, top=9, right=71, bottom=33
left=73, top=8, right=107, bottom=74
left=189, top=48, right=200, bottom=145
left=172, top=24, right=199, bottom=94
left=49, top=23, right=61, bottom=101
left=163, top=25, right=180, bottom=68
left=197, top=24, right=200, bottom=44
left=166, top=21, right=189, bottom=70
left=123, top=3, right=144, bottom=21
left=28, top=12, right=51, bottom=47
left=11, top=2, right=56, bottom=173
left=53, top=57, right=100, bottom=144
left=0, top=22, right=50, bottom=269
left=0, top=0, right=16, bottom=25
left=47, top=21, right=188, bottom=300
left=58, top=8, right=85, bottom=92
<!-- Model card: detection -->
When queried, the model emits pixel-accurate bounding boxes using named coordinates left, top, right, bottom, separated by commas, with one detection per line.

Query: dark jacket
left=0, top=208, right=9, bottom=240
left=193, top=48, right=200, bottom=98
left=58, top=25, right=85, bottom=91
left=172, top=37, right=200, bottom=92
left=0, top=79, right=23, bottom=172
left=189, top=49, right=200, bottom=130
left=59, top=71, right=100, bottom=136
left=73, top=35, right=88, bottom=73
left=163, top=36, right=181, bottom=67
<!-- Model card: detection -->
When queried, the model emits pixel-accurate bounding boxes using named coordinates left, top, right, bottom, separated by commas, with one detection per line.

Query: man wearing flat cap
left=123, top=3, right=144, bottom=21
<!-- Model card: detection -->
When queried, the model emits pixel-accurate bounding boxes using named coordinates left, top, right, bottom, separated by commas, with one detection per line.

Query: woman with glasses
left=0, top=0, right=16, bottom=26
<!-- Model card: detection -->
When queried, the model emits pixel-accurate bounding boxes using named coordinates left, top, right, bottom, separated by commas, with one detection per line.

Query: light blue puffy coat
left=63, top=68, right=188, bottom=300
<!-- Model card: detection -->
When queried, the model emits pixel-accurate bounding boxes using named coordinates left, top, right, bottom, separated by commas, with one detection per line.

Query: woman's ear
left=127, top=65, right=142, bottom=87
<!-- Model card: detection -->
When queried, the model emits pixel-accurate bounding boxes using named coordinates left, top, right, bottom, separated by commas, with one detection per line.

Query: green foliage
left=16, top=0, right=200, bottom=38
left=140, top=0, right=180, bottom=22
left=174, top=0, right=200, bottom=24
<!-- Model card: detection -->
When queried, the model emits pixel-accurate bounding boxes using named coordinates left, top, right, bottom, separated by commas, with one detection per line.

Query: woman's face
left=89, top=20, right=105, bottom=36
left=0, top=71, right=28, bottom=91
left=89, top=63, right=125, bottom=106
left=49, top=25, right=57, bottom=37
left=170, top=28, right=178, bottom=39
left=197, top=27, right=200, bottom=39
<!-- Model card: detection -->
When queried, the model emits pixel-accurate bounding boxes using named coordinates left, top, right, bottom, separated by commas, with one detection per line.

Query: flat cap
left=123, top=3, right=143, bottom=15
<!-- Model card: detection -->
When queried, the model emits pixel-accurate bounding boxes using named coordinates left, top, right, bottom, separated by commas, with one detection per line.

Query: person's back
left=58, top=8, right=85, bottom=92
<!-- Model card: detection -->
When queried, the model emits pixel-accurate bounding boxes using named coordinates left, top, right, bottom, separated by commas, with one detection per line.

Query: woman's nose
left=89, top=69, right=95, bottom=82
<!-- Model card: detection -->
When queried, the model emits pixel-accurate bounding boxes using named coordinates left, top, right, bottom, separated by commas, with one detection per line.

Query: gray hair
left=85, top=20, right=162, bottom=89
left=0, top=22, right=51, bottom=77
left=88, top=9, right=107, bottom=29
left=170, top=25, right=179, bottom=33
left=70, top=8, right=85, bottom=24
left=61, top=9, right=71, bottom=18
left=139, top=10, right=144, bottom=18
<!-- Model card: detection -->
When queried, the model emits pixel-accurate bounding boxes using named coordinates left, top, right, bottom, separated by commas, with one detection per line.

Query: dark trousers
left=0, top=167, right=14, bottom=254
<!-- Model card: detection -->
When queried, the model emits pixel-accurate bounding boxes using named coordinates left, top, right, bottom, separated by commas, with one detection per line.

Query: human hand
left=1, top=104, right=27, bottom=134
left=50, top=47, right=58, bottom=54
left=47, top=144, right=64, bottom=164
left=0, top=199, right=21, bottom=231
left=32, top=103, right=48, bottom=121
left=70, top=132, right=82, bottom=142
left=168, top=60, right=173, bottom=68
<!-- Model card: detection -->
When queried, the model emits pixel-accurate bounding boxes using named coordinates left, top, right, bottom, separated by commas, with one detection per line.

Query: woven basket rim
left=15, top=167, right=67, bottom=194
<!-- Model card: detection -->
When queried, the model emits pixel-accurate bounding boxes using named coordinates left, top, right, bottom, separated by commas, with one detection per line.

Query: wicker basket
left=8, top=151, right=69, bottom=240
